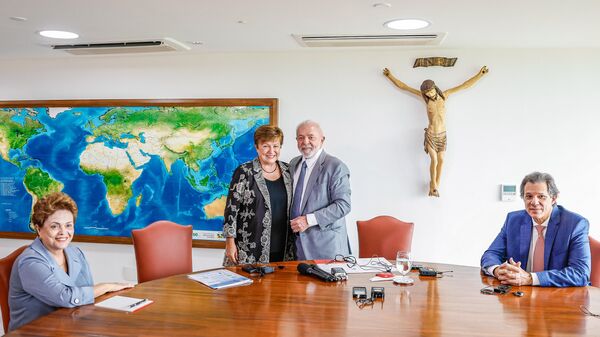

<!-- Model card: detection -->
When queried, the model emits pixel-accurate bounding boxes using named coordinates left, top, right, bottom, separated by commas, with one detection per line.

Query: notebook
left=95, top=295, right=153, bottom=312
left=188, top=269, right=253, bottom=289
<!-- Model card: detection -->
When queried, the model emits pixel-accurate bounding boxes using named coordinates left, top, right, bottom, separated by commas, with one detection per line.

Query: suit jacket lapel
left=251, top=159, right=270, bottom=211
left=31, top=238, right=78, bottom=285
left=65, top=247, right=82, bottom=281
left=300, top=151, right=326, bottom=213
left=519, top=219, right=532, bottom=267
left=290, top=156, right=300, bottom=177
left=544, top=206, right=561, bottom=269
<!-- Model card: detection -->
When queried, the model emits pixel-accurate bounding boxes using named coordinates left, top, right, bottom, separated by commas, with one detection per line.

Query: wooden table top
left=7, top=261, right=600, bottom=337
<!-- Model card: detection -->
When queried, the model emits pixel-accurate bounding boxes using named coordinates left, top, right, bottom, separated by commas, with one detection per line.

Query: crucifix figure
left=383, top=66, right=488, bottom=197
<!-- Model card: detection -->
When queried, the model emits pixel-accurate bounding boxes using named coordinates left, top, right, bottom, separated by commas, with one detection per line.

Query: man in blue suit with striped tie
left=481, top=172, right=591, bottom=287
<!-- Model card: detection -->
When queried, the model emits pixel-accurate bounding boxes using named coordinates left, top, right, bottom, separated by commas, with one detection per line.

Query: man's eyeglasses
left=334, top=255, right=357, bottom=268
left=333, top=255, right=392, bottom=273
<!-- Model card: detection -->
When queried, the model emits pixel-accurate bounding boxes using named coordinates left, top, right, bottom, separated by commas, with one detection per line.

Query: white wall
left=2, top=48, right=600, bottom=284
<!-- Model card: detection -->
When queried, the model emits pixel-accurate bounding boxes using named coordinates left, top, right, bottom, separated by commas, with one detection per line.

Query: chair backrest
left=1, top=245, right=28, bottom=332
left=132, top=221, right=193, bottom=283
left=590, top=236, right=600, bottom=287
left=357, top=216, right=414, bottom=260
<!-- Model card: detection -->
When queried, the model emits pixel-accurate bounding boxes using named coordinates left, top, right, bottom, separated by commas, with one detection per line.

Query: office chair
left=590, top=236, right=600, bottom=287
left=357, top=216, right=414, bottom=260
left=1, top=245, right=28, bottom=332
left=132, top=221, right=193, bottom=283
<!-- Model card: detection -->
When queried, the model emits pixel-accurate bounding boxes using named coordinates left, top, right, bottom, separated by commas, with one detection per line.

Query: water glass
left=396, top=251, right=412, bottom=276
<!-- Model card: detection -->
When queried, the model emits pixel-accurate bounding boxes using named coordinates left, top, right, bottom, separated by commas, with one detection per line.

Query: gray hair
left=519, top=171, right=560, bottom=198
left=296, top=120, right=324, bottom=136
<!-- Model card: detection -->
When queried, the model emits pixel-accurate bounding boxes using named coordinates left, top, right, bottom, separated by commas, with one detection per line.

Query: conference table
left=6, top=261, right=600, bottom=336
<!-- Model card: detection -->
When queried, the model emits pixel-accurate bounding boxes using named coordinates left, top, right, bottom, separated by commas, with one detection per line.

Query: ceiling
left=1, top=0, right=599, bottom=59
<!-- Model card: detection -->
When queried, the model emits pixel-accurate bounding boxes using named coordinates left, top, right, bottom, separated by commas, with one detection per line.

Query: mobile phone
left=494, top=285, right=512, bottom=294
left=352, top=287, right=367, bottom=299
left=242, top=265, right=258, bottom=274
left=419, top=267, right=438, bottom=277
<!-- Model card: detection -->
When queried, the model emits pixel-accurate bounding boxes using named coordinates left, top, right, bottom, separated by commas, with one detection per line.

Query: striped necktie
left=291, top=161, right=307, bottom=219
left=532, top=225, right=545, bottom=272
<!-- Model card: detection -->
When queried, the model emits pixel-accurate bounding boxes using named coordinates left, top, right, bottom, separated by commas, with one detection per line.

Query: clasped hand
left=494, top=258, right=533, bottom=286
left=290, top=216, right=309, bottom=233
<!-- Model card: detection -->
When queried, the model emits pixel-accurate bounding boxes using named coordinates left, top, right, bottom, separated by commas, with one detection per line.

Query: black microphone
left=297, top=263, right=337, bottom=282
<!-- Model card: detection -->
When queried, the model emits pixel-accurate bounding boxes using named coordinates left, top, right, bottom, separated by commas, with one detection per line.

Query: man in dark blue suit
left=481, top=172, right=590, bottom=287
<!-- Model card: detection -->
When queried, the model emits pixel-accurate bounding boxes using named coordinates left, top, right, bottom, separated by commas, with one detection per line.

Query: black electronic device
left=411, top=263, right=423, bottom=271
left=371, top=287, right=385, bottom=300
left=352, top=287, right=367, bottom=299
left=331, top=267, right=348, bottom=281
left=419, top=267, right=438, bottom=277
left=297, top=263, right=337, bottom=282
left=242, top=265, right=274, bottom=276
left=480, top=284, right=512, bottom=295
left=494, top=284, right=512, bottom=294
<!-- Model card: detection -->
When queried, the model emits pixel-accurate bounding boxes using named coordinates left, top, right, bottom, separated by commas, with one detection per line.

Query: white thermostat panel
left=501, top=184, right=517, bottom=202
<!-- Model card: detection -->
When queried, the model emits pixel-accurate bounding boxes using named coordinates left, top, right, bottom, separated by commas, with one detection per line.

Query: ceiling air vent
left=293, top=33, right=446, bottom=47
left=51, top=38, right=190, bottom=55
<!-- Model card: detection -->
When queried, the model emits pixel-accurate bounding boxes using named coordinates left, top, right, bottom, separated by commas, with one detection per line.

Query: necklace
left=261, top=164, right=278, bottom=174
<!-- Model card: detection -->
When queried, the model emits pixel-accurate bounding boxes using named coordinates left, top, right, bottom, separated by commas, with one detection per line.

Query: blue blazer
left=481, top=205, right=591, bottom=287
left=8, top=238, right=95, bottom=331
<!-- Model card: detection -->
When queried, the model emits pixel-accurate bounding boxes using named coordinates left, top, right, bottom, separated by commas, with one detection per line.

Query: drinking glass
left=396, top=251, right=412, bottom=276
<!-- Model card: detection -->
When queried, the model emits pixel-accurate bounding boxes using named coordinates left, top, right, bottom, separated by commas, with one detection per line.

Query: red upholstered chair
left=590, top=236, right=600, bottom=287
left=357, top=216, right=414, bottom=260
left=132, top=221, right=193, bottom=283
left=1, top=245, right=28, bottom=332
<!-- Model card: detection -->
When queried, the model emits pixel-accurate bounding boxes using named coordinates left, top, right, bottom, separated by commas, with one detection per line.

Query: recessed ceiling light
left=384, top=19, right=430, bottom=30
left=38, top=30, right=79, bottom=39
left=373, top=3, right=392, bottom=8
left=10, top=16, right=28, bottom=22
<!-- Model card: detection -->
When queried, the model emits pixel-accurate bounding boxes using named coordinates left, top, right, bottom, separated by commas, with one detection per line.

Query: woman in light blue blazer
left=8, top=192, right=133, bottom=331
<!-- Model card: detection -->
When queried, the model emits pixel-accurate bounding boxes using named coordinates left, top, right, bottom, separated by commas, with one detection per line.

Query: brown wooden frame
left=0, top=98, right=278, bottom=248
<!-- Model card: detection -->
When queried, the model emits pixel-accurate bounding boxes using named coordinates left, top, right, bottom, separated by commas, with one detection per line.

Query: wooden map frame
left=0, top=98, right=278, bottom=248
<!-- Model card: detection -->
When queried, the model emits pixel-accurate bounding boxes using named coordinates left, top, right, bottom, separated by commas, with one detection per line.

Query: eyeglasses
left=580, top=305, right=600, bottom=318
left=333, top=255, right=392, bottom=273
left=354, top=298, right=374, bottom=309
left=334, top=255, right=357, bottom=268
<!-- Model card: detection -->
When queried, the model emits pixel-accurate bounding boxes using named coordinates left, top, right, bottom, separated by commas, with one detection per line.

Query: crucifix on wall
left=383, top=66, right=488, bottom=197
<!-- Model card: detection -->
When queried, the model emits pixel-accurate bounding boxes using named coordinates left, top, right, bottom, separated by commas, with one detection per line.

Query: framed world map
left=0, top=98, right=277, bottom=248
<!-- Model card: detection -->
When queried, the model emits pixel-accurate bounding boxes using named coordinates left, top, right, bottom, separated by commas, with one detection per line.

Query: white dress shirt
left=292, top=148, right=324, bottom=227
left=487, top=216, right=550, bottom=286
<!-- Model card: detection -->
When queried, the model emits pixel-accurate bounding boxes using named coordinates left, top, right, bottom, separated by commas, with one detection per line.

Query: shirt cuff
left=487, top=265, right=499, bottom=277
left=531, top=272, right=540, bottom=286
left=306, top=214, right=318, bottom=227
left=73, top=286, right=95, bottom=306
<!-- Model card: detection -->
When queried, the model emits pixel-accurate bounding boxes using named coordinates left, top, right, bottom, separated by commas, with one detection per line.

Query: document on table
left=188, top=269, right=253, bottom=289
left=95, top=296, right=153, bottom=312
left=316, top=257, right=395, bottom=274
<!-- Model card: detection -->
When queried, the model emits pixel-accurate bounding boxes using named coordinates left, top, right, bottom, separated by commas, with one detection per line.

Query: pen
left=128, top=299, right=148, bottom=309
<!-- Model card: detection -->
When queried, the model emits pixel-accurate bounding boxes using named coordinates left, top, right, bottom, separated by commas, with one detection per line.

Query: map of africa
left=0, top=104, right=270, bottom=241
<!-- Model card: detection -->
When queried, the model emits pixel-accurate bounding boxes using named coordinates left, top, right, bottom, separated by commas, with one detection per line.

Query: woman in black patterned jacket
left=223, top=125, right=296, bottom=266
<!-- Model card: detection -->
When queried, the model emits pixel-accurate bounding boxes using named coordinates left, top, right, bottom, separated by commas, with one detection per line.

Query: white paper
left=316, top=257, right=395, bottom=274
left=95, top=295, right=153, bottom=312
left=188, top=269, right=253, bottom=289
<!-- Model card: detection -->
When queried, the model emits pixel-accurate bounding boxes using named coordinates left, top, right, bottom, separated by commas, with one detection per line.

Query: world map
left=0, top=104, right=269, bottom=241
